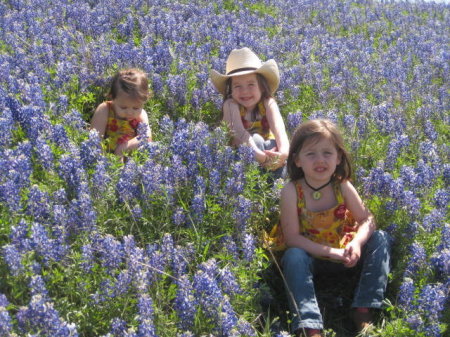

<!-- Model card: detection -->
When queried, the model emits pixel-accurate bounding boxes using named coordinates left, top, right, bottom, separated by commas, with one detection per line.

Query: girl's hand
left=329, top=248, right=351, bottom=264
left=263, top=148, right=286, bottom=170
left=343, top=241, right=362, bottom=268
left=114, top=142, right=128, bottom=157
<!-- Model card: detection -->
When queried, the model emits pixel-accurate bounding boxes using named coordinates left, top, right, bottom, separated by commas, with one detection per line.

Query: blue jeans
left=252, top=134, right=286, bottom=180
left=281, top=230, right=391, bottom=331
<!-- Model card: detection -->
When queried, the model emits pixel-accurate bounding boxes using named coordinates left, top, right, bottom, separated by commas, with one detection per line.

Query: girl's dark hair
left=287, top=119, right=352, bottom=182
left=108, top=68, right=150, bottom=102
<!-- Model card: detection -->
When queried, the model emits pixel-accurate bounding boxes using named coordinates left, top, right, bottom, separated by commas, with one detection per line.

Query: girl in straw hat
left=210, top=47, right=289, bottom=178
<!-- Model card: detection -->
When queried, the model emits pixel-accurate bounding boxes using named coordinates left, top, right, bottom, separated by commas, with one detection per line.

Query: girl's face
left=294, top=136, right=341, bottom=185
left=230, top=73, right=262, bottom=111
left=112, top=90, right=144, bottom=120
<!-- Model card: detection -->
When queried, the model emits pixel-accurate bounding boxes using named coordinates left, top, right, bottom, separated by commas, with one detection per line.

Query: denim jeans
left=281, top=230, right=391, bottom=331
left=252, top=133, right=286, bottom=180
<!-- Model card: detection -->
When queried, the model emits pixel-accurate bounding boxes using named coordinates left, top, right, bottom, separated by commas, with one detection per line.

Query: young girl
left=210, top=47, right=289, bottom=178
left=279, top=119, right=391, bottom=337
left=90, top=68, right=152, bottom=156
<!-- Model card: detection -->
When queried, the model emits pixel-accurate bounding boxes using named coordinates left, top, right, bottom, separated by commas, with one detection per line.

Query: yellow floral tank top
left=263, top=180, right=358, bottom=258
left=296, top=181, right=358, bottom=252
left=239, top=102, right=275, bottom=140
left=104, top=101, right=141, bottom=152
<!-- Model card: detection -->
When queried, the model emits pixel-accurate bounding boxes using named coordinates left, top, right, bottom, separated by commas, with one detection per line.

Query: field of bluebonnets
left=0, top=0, right=449, bottom=336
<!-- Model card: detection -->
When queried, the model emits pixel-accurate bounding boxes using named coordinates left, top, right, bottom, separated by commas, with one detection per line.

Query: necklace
left=304, top=178, right=332, bottom=200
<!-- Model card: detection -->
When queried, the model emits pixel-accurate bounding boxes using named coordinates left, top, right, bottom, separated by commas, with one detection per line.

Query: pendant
left=312, top=191, right=322, bottom=200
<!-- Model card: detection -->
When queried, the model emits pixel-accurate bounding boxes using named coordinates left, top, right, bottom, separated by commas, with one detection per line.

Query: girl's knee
left=282, top=248, right=311, bottom=269
left=370, top=230, right=391, bottom=248
left=252, top=133, right=265, bottom=151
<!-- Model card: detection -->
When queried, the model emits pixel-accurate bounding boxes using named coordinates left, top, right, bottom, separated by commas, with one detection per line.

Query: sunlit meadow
left=0, top=0, right=448, bottom=336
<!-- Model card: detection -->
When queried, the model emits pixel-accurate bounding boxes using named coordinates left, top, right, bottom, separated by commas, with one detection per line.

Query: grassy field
left=0, top=0, right=448, bottom=336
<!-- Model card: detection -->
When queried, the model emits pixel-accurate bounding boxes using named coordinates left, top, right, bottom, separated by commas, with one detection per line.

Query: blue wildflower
left=433, top=189, right=448, bottom=209
left=403, top=242, right=426, bottom=278
left=174, top=275, right=197, bottom=331
left=2, top=244, right=24, bottom=276
left=0, top=294, right=12, bottom=336
left=242, top=233, right=256, bottom=262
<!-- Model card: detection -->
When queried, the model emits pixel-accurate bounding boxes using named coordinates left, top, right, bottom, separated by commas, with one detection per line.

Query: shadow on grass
left=259, top=262, right=365, bottom=337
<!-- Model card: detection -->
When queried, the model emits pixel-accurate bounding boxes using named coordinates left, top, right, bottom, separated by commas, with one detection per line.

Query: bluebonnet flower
left=172, top=206, right=186, bottom=226
left=236, top=318, right=256, bottom=336
left=95, top=234, right=124, bottom=274
left=16, top=295, right=78, bottom=336
left=171, top=155, right=188, bottom=186
left=405, top=314, right=423, bottom=332
left=430, top=249, right=449, bottom=280
left=35, top=136, right=54, bottom=171
left=433, top=189, right=448, bottom=209
left=233, top=195, right=252, bottom=233
left=58, top=154, right=87, bottom=198
left=81, top=243, right=94, bottom=273
left=131, top=204, right=143, bottom=221
left=29, top=275, right=49, bottom=300
left=208, top=168, right=221, bottom=195
left=52, top=124, right=70, bottom=150
left=0, top=107, right=14, bottom=147
left=52, top=187, right=68, bottom=205
left=10, top=219, right=32, bottom=252
left=191, top=194, right=205, bottom=224
left=399, top=190, right=421, bottom=217
left=27, top=185, right=52, bottom=222
left=0, top=294, right=12, bottom=336
left=147, top=247, right=166, bottom=284
left=442, top=164, right=450, bottom=187
left=397, top=277, right=416, bottom=311
left=141, top=160, right=163, bottom=198
left=80, top=129, right=103, bottom=169
left=158, top=115, right=174, bottom=139
left=423, top=120, right=438, bottom=141
left=2, top=244, right=24, bottom=276
left=419, top=140, right=439, bottom=165
left=221, top=235, right=239, bottom=260
left=92, top=159, right=111, bottom=194
left=416, top=283, right=447, bottom=335
left=151, top=73, right=164, bottom=97
left=63, top=108, right=87, bottom=130
left=136, top=294, right=156, bottom=337
left=31, top=222, right=68, bottom=265
left=193, top=267, right=239, bottom=335
left=242, top=233, right=256, bottom=262
left=174, top=275, right=197, bottom=331
left=342, top=114, right=356, bottom=130
left=422, top=209, right=445, bottom=232
left=403, top=242, right=426, bottom=278
left=116, top=160, right=141, bottom=203
left=237, top=144, right=255, bottom=166
left=161, top=233, right=174, bottom=263
left=171, top=244, right=193, bottom=278
left=194, top=175, right=206, bottom=196
left=109, top=317, right=128, bottom=337
left=218, top=266, right=242, bottom=298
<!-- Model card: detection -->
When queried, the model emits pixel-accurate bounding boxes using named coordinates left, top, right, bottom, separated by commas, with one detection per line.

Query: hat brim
left=210, top=59, right=280, bottom=96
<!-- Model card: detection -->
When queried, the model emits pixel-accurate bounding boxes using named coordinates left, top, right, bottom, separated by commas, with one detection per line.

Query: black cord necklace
left=304, top=177, right=332, bottom=200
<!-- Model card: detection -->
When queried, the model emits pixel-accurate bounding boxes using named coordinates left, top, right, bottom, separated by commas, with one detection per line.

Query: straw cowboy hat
left=210, top=47, right=280, bottom=95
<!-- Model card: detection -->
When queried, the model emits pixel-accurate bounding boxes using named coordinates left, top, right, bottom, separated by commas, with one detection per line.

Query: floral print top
left=296, top=181, right=358, bottom=255
left=239, top=101, right=275, bottom=140
left=263, top=181, right=358, bottom=258
left=105, top=101, right=141, bottom=152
